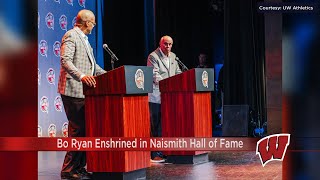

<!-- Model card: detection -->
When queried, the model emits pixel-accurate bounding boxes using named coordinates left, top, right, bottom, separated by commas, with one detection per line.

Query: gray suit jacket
left=58, top=27, right=106, bottom=98
left=147, top=48, right=182, bottom=104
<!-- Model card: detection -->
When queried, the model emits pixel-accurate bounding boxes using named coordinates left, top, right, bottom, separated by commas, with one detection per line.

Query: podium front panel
left=85, top=65, right=151, bottom=172
left=124, top=66, right=153, bottom=94
left=195, top=68, right=215, bottom=92
left=84, top=65, right=153, bottom=95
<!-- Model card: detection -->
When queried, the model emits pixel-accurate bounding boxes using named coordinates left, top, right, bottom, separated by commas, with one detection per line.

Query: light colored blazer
left=147, top=48, right=182, bottom=104
left=58, top=27, right=106, bottom=98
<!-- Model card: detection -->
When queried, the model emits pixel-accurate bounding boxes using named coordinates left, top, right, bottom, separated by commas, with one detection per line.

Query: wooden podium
left=160, top=68, right=214, bottom=164
left=83, top=65, right=153, bottom=179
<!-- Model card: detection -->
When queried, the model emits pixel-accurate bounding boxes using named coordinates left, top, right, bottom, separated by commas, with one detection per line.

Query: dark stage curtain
left=102, top=0, right=218, bottom=71
left=95, top=0, right=105, bottom=68
left=101, top=0, right=223, bottom=129
left=154, top=0, right=215, bottom=68
left=224, top=0, right=266, bottom=123
left=102, top=1, right=154, bottom=70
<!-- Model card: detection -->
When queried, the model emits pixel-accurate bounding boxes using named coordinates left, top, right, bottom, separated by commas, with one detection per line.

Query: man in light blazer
left=147, top=35, right=182, bottom=162
left=58, top=9, right=106, bottom=180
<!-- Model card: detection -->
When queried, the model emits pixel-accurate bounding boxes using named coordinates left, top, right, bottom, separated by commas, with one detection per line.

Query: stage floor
left=38, top=151, right=281, bottom=180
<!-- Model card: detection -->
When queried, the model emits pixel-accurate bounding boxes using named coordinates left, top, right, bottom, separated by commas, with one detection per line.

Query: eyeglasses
left=86, top=21, right=96, bottom=27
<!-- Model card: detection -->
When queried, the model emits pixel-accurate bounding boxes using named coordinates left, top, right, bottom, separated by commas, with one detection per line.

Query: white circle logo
left=62, top=122, right=68, bottom=137
left=48, top=124, right=57, bottom=137
left=40, top=96, right=49, bottom=113
left=135, top=69, right=144, bottom=90
left=202, top=71, right=209, bottom=88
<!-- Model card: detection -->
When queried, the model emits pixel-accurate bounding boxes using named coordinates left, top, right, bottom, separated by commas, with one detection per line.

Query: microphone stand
left=103, top=44, right=119, bottom=70
left=109, top=52, right=118, bottom=70
left=110, top=56, right=116, bottom=70
left=176, top=58, right=189, bottom=72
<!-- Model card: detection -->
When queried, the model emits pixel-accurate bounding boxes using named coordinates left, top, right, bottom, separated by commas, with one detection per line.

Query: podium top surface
left=159, top=68, right=214, bottom=92
left=83, top=65, right=153, bottom=96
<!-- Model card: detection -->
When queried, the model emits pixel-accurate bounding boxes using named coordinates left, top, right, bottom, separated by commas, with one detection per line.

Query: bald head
left=75, top=9, right=95, bottom=27
left=159, top=36, right=173, bottom=45
left=75, top=9, right=96, bottom=35
left=159, top=35, right=173, bottom=56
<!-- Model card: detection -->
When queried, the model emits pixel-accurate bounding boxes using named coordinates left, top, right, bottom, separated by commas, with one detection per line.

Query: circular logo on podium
left=202, top=71, right=209, bottom=88
left=135, top=69, right=144, bottom=90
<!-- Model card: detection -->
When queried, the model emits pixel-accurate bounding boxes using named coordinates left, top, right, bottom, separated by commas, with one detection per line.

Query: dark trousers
left=149, top=102, right=161, bottom=137
left=61, top=95, right=86, bottom=173
left=149, top=102, right=162, bottom=159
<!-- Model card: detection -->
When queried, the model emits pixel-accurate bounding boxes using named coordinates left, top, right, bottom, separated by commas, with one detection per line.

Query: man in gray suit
left=147, top=35, right=182, bottom=162
left=58, top=9, right=106, bottom=179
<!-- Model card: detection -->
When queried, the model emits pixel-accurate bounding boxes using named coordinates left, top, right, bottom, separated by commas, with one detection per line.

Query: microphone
left=103, top=44, right=119, bottom=61
left=175, top=57, right=189, bottom=72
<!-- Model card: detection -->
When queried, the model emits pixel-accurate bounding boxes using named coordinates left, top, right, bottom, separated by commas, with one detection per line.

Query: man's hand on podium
left=81, top=75, right=96, bottom=88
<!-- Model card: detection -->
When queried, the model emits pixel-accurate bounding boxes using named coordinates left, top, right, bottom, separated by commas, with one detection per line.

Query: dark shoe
left=162, top=154, right=167, bottom=159
left=61, top=172, right=82, bottom=179
left=157, top=152, right=167, bottom=159
left=77, top=168, right=92, bottom=179
left=151, top=151, right=165, bottom=159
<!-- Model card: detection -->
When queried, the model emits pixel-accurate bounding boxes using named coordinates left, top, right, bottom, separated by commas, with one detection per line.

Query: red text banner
left=0, top=137, right=259, bottom=151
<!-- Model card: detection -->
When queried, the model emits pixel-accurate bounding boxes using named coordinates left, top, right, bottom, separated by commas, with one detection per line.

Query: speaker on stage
left=222, top=105, right=249, bottom=136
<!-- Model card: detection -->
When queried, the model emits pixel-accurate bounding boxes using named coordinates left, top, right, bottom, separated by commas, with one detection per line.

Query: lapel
left=168, top=55, right=175, bottom=76
left=156, top=48, right=170, bottom=73
left=74, top=27, right=95, bottom=66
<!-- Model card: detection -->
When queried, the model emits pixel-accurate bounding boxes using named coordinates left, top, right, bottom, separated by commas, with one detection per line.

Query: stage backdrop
left=38, top=0, right=97, bottom=137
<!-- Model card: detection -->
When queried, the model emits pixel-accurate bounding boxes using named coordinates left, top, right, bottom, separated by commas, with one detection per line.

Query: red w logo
left=256, top=133, right=290, bottom=167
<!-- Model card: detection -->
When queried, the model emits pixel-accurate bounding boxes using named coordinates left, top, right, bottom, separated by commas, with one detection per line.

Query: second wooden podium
left=160, top=68, right=214, bottom=164
left=83, top=65, right=153, bottom=179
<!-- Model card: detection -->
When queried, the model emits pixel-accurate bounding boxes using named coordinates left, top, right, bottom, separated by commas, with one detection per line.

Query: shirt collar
left=75, top=26, right=88, bottom=40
